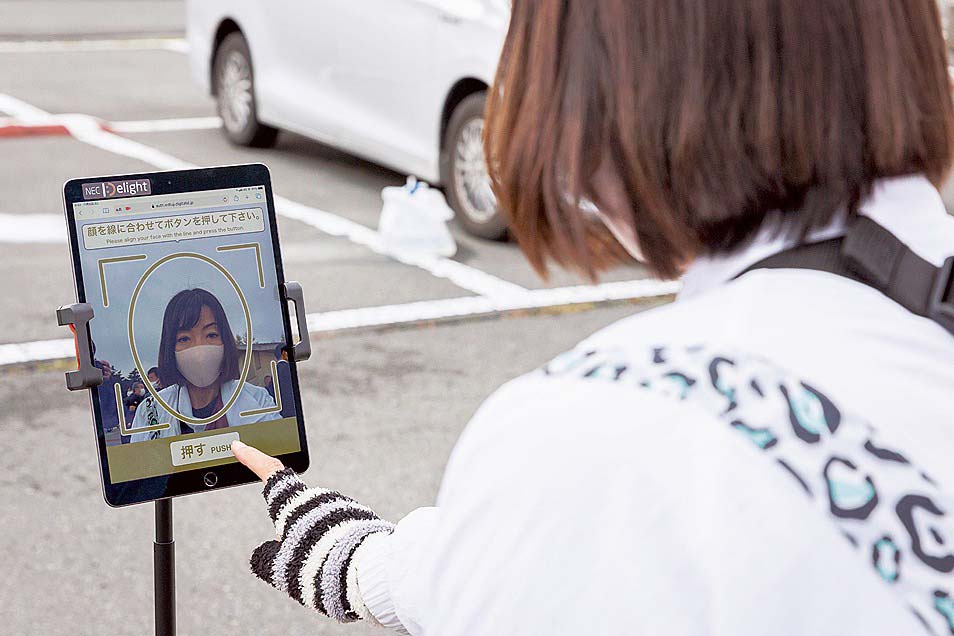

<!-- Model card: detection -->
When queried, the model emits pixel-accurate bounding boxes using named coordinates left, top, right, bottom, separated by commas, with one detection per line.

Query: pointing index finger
left=231, top=440, right=285, bottom=482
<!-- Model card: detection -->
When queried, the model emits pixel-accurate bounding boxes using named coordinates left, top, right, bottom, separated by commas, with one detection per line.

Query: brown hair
left=157, top=288, right=240, bottom=388
left=485, top=0, right=954, bottom=280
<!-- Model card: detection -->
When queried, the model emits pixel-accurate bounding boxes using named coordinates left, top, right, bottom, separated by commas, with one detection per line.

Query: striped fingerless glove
left=250, top=467, right=395, bottom=623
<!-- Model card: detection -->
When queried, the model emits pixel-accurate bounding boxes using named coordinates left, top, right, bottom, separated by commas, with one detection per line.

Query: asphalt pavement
left=0, top=3, right=667, bottom=635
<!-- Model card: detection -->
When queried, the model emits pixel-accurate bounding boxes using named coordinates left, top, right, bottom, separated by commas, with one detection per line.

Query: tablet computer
left=63, top=164, right=309, bottom=507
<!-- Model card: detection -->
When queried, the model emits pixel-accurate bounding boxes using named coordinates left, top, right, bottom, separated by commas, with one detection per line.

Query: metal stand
left=154, top=499, right=176, bottom=636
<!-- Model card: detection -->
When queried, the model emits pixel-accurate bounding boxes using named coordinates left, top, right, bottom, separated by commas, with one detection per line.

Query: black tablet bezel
left=63, top=164, right=309, bottom=507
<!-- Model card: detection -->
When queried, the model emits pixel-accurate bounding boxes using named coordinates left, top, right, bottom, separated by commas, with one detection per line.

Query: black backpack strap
left=740, top=217, right=954, bottom=335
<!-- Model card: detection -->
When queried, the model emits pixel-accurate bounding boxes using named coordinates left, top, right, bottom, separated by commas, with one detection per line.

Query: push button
left=170, top=431, right=239, bottom=466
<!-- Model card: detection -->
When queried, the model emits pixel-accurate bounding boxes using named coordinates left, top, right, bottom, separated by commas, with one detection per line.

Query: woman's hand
left=231, top=440, right=285, bottom=481
left=229, top=439, right=395, bottom=624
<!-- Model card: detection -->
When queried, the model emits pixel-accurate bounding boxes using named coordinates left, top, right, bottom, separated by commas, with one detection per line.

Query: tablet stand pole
left=155, top=498, right=176, bottom=636
left=57, top=303, right=177, bottom=635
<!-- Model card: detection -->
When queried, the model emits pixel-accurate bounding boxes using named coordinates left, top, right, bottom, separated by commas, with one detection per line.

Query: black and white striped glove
left=250, top=467, right=395, bottom=623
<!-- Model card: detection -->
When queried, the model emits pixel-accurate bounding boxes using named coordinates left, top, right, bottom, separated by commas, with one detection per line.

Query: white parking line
left=0, top=38, right=187, bottom=54
left=0, top=214, right=65, bottom=243
left=1, top=115, right=223, bottom=135
left=0, top=205, right=527, bottom=299
left=275, top=197, right=527, bottom=299
left=57, top=113, right=194, bottom=170
left=109, top=117, right=223, bottom=134
left=307, top=280, right=680, bottom=332
left=0, top=280, right=678, bottom=367
left=0, top=93, right=529, bottom=300
left=0, top=93, right=53, bottom=124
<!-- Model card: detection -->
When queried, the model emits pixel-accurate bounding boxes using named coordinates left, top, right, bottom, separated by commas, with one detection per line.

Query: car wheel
left=441, top=92, right=507, bottom=240
left=213, top=32, right=279, bottom=148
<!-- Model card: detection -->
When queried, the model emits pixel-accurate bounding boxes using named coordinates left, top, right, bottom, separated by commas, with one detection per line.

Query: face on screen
left=163, top=292, right=232, bottom=390
left=72, top=185, right=301, bottom=484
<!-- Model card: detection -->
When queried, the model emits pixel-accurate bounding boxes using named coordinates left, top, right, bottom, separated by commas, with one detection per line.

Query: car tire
left=441, top=92, right=508, bottom=240
left=213, top=32, right=279, bottom=148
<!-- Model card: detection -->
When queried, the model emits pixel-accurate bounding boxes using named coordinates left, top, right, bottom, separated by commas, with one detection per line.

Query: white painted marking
left=0, top=94, right=528, bottom=299
left=0, top=93, right=53, bottom=124
left=0, top=214, right=65, bottom=243
left=0, top=281, right=679, bottom=367
left=307, top=280, right=680, bottom=332
left=0, top=339, right=75, bottom=366
left=276, top=197, right=527, bottom=300
left=56, top=113, right=194, bottom=170
left=0, top=114, right=220, bottom=135
left=0, top=38, right=188, bottom=54
left=109, top=117, right=223, bottom=134
left=162, top=40, right=190, bottom=54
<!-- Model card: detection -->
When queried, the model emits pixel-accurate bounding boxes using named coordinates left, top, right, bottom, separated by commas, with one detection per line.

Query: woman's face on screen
left=174, top=305, right=221, bottom=352
left=173, top=304, right=226, bottom=389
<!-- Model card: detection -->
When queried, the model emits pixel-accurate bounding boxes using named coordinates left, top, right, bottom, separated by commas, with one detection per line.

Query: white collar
left=679, top=175, right=954, bottom=300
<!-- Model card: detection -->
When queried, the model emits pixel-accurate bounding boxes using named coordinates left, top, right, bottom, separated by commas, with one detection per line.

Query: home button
left=203, top=472, right=218, bottom=488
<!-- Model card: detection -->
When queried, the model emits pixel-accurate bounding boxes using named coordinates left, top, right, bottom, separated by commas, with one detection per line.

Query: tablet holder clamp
left=57, top=281, right=312, bottom=636
left=55, top=303, right=103, bottom=390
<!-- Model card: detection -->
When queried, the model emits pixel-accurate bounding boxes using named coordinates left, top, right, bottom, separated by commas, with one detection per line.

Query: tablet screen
left=71, top=182, right=301, bottom=485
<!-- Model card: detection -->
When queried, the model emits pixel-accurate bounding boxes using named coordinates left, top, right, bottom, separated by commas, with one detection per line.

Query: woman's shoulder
left=156, top=384, right=179, bottom=397
left=459, top=337, right=820, bottom=461
left=231, top=380, right=272, bottom=400
left=141, top=384, right=180, bottom=405
left=131, top=385, right=179, bottom=425
left=135, top=384, right=179, bottom=405
left=439, top=348, right=739, bottom=512
left=449, top=345, right=726, bottom=474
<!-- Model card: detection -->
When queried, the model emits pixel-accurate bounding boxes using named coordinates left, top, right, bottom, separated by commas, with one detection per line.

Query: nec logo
left=82, top=179, right=152, bottom=200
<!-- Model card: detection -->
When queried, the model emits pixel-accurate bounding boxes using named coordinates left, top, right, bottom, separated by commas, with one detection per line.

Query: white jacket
left=354, top=175, right=954, bottom=636
left=129, top=379, right=279, bottom=441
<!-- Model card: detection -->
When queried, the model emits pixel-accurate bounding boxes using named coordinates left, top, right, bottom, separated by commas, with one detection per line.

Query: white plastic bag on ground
left=378, top=176, right=457, bottom=258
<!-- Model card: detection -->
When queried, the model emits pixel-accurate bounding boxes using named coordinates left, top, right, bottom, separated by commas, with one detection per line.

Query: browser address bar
left=147, top=191, right=250, bottom=210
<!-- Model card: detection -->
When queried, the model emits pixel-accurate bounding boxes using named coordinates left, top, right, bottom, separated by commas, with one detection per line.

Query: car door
left=255, top=1, right=348, bottom=146
left=262, top=1, right=441, bottom=176
left=325, top=1, right=444, bottom=174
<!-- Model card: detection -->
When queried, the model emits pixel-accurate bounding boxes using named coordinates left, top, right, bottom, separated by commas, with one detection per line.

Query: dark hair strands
left=485, top=0, right=954, bottom=280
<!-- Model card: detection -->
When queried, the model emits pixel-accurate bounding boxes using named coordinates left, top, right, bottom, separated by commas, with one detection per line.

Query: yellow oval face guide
left=63, top=164, right=309, bottom=507
left=128, top=252, right=253, bottom=427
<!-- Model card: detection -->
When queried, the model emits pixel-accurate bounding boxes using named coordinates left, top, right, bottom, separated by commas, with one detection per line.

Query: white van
left=186, top=1, right=510, bottom=239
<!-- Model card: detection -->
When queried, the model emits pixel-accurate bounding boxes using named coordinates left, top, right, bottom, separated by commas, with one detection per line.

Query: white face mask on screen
left=175, top=344, right=224, bottom=388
